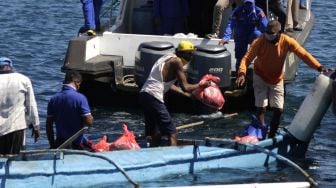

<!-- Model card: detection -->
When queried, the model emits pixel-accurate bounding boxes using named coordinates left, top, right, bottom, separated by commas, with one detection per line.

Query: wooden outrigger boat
left=1, top=72, right=335, bottom=188
left=0, top=135, right=312, bottom=188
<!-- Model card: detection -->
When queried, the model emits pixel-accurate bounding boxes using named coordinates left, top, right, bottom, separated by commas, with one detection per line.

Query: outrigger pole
left=204, top=137, right=318, bottom=187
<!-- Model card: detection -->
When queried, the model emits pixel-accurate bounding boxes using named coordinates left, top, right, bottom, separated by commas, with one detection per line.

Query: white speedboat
left=62, top=0, right=315, bottom=104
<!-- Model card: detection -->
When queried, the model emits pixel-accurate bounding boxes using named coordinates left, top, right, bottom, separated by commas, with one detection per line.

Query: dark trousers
left=139, top=92, right=176, bottom=137
left=0, top=129, right=24, bottom=155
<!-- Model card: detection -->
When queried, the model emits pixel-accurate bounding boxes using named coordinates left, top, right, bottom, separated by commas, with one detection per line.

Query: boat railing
left=205, top=137, right=318, bottom=187
left=6, top=149, right=140, bottom=188
left=305, top=0, right=311, bottom=22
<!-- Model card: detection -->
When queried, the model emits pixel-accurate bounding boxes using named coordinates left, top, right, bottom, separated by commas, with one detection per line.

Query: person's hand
left=218, top=39, right=228, bottom=46
left=31, top=127, right=40, bottom=143
left=317, top=65, right=328, bottom=73
left=183, top=91, right=192, bottom=98
left=235, top=75, right=246, bottom=87
left=199, top=80, right=211, bottom=88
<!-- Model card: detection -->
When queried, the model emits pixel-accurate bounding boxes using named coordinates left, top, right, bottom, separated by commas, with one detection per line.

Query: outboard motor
left=187, top=44, right=231, bottom=89
left=287, top=72, right=334, bottom=142
left=135, top=41, right=174, bottom=87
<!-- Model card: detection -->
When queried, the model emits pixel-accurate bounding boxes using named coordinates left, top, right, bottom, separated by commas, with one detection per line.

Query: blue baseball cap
left=0, top=57, right=13, bottom=67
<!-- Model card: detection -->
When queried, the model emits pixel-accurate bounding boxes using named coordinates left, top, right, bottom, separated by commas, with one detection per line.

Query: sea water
left=0, top=0, right=335, bottom=187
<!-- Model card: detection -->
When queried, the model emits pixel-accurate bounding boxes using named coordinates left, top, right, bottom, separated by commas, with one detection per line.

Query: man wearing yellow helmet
left=139, top=40, right=210, bottom=147
left=175, top=40, right=196, bottom=65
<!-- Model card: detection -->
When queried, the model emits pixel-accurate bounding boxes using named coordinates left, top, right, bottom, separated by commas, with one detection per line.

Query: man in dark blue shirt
left=46, top=71, right=93, bottom=149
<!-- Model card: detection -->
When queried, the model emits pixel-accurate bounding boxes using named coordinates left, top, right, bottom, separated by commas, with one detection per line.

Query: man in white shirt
left=0, top=57, right=40, bottom=155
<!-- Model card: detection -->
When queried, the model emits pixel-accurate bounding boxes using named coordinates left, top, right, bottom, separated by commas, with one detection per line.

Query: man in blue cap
left=0, top=57, right=40, bottom=155
left=219, top=0, right=268, bottom=72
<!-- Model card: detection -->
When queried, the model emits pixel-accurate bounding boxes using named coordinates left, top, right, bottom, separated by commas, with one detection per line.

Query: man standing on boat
left=0, top=57, right=40, bottom=155
left=285, top=0, right=303, bottom=33
left=219, top=0, right=268, bottom=73
left=79, top=0, right=103, bottom=36
left=139, top=41, right=210, bottom=147
left=236, top=20, right=325, bottom=138
left=206, top=0, right=243, bottom=39
left=46, top=71, right=93, bottom=149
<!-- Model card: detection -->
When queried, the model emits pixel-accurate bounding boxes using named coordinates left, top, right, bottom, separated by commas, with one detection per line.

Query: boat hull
left=1, top=139, right=282, bottom=187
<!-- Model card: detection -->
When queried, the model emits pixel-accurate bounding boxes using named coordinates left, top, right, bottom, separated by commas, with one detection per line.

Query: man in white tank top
left=139, top=41, right=210, bottom=147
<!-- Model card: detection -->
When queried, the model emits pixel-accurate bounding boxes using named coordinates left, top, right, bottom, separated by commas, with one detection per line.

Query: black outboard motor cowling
left=187, top=45, right=231, bottom=88
left=135, top=41, right=174, bottom=87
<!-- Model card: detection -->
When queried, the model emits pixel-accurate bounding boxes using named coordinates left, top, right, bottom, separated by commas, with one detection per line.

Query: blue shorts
left=139, top=92, right=177, bottom=136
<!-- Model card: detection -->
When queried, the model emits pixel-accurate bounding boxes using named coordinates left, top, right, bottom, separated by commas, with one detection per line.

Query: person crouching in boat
left=236, top=20, right=325, bottom=138
left=46, top=71, right=93, bottom=149
left=139, top=41, right=211, bottom=147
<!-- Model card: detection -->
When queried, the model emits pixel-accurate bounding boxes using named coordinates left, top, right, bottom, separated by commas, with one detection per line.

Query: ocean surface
left=0, top=0, right=335, bottom=187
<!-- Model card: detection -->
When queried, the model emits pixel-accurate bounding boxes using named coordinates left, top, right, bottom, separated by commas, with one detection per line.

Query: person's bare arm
left=46, top=116, right=55, bottom=148
left=173, top=58, right=205, bottom=92
left=170, top=84, right=192, bottom=98
left=82, top=114, right=93, bottom=127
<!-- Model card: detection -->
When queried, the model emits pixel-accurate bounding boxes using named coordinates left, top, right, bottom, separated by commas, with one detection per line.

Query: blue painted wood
left=0, top=137, right=284, bottom=188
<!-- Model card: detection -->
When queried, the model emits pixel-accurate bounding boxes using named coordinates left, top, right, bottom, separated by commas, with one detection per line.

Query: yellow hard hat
left=177, top=40, right=196, bottom=52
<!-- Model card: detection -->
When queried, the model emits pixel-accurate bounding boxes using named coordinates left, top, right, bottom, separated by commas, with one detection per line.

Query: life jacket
left=232, top=3, right=262, bottom=30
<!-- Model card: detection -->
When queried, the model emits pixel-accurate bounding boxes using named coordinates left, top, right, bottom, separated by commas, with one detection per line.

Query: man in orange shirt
left=236, top=20, right=325, bottom=138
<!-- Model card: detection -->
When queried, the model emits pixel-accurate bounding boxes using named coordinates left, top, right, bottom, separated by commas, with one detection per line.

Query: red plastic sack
left=234, top=135, right=259, bottom=144
left=109, top=123, right=141, bottom=151
left=92, top=135, right=111, bottom=152
left=192, top=74, right=225, bottom=110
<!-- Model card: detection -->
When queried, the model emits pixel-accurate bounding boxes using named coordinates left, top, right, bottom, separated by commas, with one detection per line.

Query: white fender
left=287, top=74, right=333, bottom=142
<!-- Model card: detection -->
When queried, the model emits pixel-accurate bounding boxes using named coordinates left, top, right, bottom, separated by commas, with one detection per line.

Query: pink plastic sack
left=192, top=74, right=225, bottom=110
left=92, top=135, right=111, bottom=152
left=234, top=135, right=259, bottom=144
left=109, top=123, right=141, bottom=151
